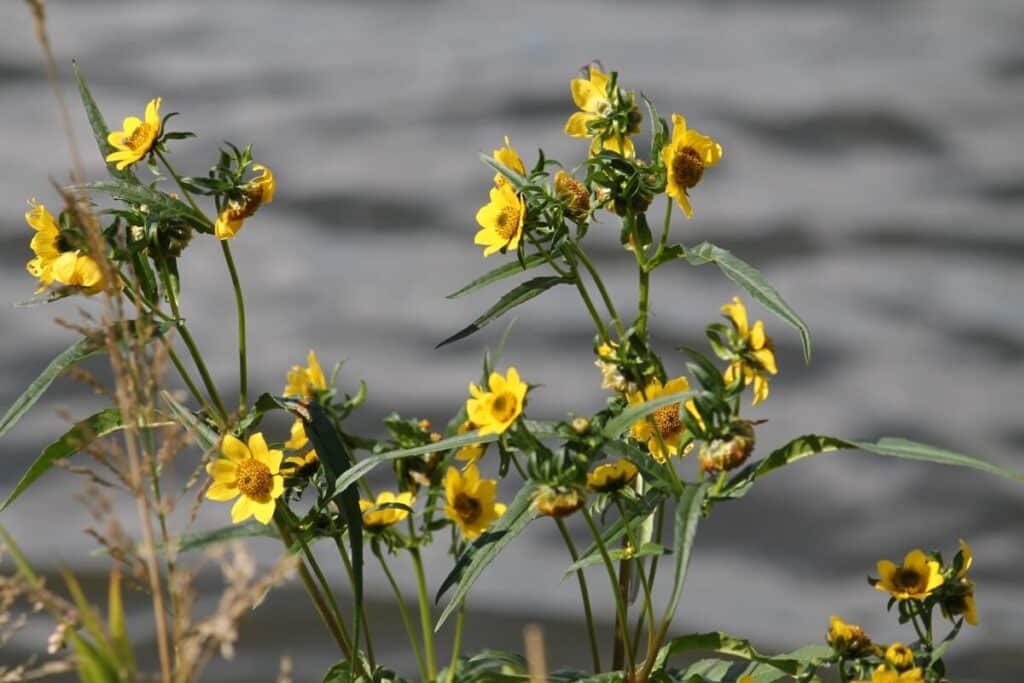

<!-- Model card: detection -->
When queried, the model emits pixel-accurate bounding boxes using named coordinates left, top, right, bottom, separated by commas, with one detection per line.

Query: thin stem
left=526, top=232, right=570, bottom=278
left=633, top=506, right=665, bottom=649
left=375, top=547, right=429, bottom=682
left=410, top=548, right=439, bottom=679
left=569, top=259, right=611, bottom=343
left=446, top=603, right=466, bottom=683
left=617, top=499, right=655, bottom=663
left=332, top=534, right=376, bottom=668
left=554, top=518, right=602, bottom=673
left=295, top=533, right=354, bottom=653
left=657, top=199, right=673, bottom=253
left=275, top=519, right=352, bottom=657
left=581, top=507, right=635, bottom=675
left=637, top=265, right=651, bottom=339
left=219, top=241, right=248, bottom=413
left=155, top=149, right=207, bottom=221
left=570, top=241, right=625, bottom=337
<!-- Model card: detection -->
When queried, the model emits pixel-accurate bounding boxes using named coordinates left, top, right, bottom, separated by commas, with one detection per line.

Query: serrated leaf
left=685, top=242, right=811, bottom=362
left=83, top=181, right=212, bottom=232
left=0, top=322, right=170, bottom=449
left=177, top=521, right=277, bottom=553
left=656, top=632, right=827, bottom=676
left=73, top=63, right=139, bottom=185
left=1, top=409, right=141, bottom=511
left=437, top=276, right=572, bottom=348
left=563, top=542, right=667, bottom=578
left=447, top=254, right=549, bottom=299
left=434, top=484, right=538, bottom=631
left=601, top=389, right=700, bottom=440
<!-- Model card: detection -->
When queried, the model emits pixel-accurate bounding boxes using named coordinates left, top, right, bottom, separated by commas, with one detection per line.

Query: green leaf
left=656, top=632, right=828, bottom=676
left=437, top=276, right=572, bottom=348
left=657, top=484, right=707, bottom=644
left=73, top=62, right=139, bottom=185
left=15, top=287, right=77, bottom=308
left=107, top=569, right=134, bottom=674
left=434, top=484, right=538, bottom=631
left=333, top=420, right=561, bottom=494
left=1, top=409, right=135, bottom=511
left=161, top=390, right=219, bottom=451
left=177, top=521, right=277, bottom=553
left=685, top=242, right=812, bottom=362
left=563, top=542, right=667, bottom=577
left=851, top=437, right=1024, bottom=482
left=83, top=181, right=212, bottom=232
left=480, top=154, right=531, bottom=192
left=601, top=390, right=700, bottom=440
left=715, top=434, right=1024, bottom=502
left=447, top=254, right=549, bottom=299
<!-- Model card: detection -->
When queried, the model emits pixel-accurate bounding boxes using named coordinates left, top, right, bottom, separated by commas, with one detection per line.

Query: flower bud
left=554, top=170, right=590, bottom=219
left=698, top=420, right=755, bottom=474
left=884, top=643, right=915, bottom=670
left=826, top=615, right=872, bottom=656
left=570, top=417, right=591, bottom=435
left=533, top=486, right=585, bottom=518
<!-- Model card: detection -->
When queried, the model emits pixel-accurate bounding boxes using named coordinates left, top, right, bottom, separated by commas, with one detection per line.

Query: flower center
left=453, top=492, right=481, bottom=524
left=652, top=404, right=682, bottom=439
left=235, top=458, right=273, bottom=499
left=897, top=568, right=922, bottom=590
left=490, top=391, right=519, bottom=422
left=123, top=123, right=155, bottom=151
left=671, top=146, right=704, bottom=189
left=494, top=206, right=521, bottom=240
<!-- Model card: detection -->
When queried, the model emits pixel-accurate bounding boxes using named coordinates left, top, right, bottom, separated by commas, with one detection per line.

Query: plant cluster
left=1, top=60, right=1019, bottom=683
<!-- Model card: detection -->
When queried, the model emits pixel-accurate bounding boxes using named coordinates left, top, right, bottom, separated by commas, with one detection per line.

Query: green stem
left=526, top=232, right=570, bottom=278
left=657, top=198, right=673, bottom=253
left=291, top=525, right=354, bottom=653
left=570, top=241, right=625, bottom=337
left=555, top=518, right=602, bottom=673
left=274, top=518, right=352, bottom=657
left=581, top=507, right=635, bottom=675
left=152, top=247, right=229, bottom=424
left=637, top=265, right=651, bottom=338
left=446, top=603, right=466, bottom=683
left=633, top=506, right=665, bottom=648
left=617, top=499, right=655, bottom=664
left=155, top=149, right=208, bottom=223
left=332, top=534, right=375, bottom=667
left=410, top=548, right=438, bottom=680
left=375, top=547, right=429, bottom=682
left=219, top=241, right=248, bottom=413
left=569, top=259, right=611, bottom=343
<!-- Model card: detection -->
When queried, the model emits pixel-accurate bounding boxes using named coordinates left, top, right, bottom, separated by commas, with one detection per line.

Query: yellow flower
left=955, top=538, right=973, bottom=579
left=444, top=464, right=505, bottom=540
left=466, top=367, right=528, bottom=436
left=856, top=666, right=924, bottom=683
left=533, top=486, right=585, bottom=518
left=283, top=349, right=328, bottom=398
left=626, top=376, right=696, bottom=462
left=474, top=182, right=525, bottom=257
left=105, top=98, right=162, bottom=170
left=660, top=113, right=722, bottom=219
left=492, top=136, right=526, bottom=187
left=875, top=549, right=944, bottom=601
left=885, top=643, right=915, bottom=670
left=284, top=418, right=309, bottom=450
left=359, top=491, right=414, bottom=530
left=205, top=433, right=284, bottom=525
left=454, top=420, right=488, bottom=464
left=215, top=164, right=276, bottom=240
left=587, top=460, right=638, bottom=493
left=595, top=342, right=631, bottom=393
left=564, top=65, right=636, bottom=158
left=24, top=202, right=105, bottom=294
left=826, top=615, right=872, bottom=655
left=281, top=450, right=319, bottom=479
left=721, top=296, right=777, bottom=405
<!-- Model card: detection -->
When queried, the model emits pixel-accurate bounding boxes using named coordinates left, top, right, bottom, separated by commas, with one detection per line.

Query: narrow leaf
left=161, top=390, right=219, bottom=451
left=686, top=241, right=812, bottom=362
left=437, top=276, right=572, bottom=348
left=563, top=542, right=667, bottom=578
left=434, top=484, right=538, bottom=631
left=657, top=632, right=828, bottom=676
left=73, top=63, right=139, bottom=184
left=658, top=484, right=707, bottom=642
left=852, top=437, right=1024, bottom=482
left=178, top=521, right=277, bottom=553
left=446, top=254, right=548, bottom=299
left=2, top=409, right=132, bottom=511
left=601, top=390, right=699, bottom=440
left=83, top=181, right=211, bottom=231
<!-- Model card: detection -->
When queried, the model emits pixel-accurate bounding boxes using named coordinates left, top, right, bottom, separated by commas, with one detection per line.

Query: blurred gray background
left=1, top=0, right=1022, bottom=680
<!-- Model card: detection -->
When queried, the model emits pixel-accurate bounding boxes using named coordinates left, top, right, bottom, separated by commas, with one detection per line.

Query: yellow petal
left=721, top=296, right=749, bottom=336
left=670, top=113, right=688, bottom=144
left=121, top=116, right=142, bottom=134
left=753, top=348, right=778, bottom=375
left=206, top=459, right=237, bottom=482
left=221, top=434, right=249, bottom=462
left=570, top=77, right=603, bottom=113
left=565, top=112, right=596, bottom=138
left=252, top=498, right=276, bottom=525
left=144, top=97, right=162, bottom=126
left=207, top=481, right=238, bottom=501
left=248, top=432, right=270, bottom=464
left=230, top=496, right=255, bottom=523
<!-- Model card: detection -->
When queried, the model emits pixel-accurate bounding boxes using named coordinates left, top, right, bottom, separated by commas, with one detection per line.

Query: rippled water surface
left=1, top=1, right=1022, bottom=680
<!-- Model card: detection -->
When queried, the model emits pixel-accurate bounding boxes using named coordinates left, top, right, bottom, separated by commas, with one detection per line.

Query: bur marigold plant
left=1, top=58, right=1019, bottom=683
